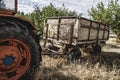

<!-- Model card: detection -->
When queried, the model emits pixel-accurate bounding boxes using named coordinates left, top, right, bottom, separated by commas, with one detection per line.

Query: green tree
left=16, top=6, right=43, bottom=36
left=30, top=6, right=43, bottom=36
left=16, top=11, right=26, bottom=18
left=88, top=0, right=120, bottom=42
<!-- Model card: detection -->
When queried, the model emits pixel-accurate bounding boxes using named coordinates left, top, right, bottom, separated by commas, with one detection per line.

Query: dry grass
left=35, top=39, right=120, bottom=80
left=35, top=53, right=120, bottom=80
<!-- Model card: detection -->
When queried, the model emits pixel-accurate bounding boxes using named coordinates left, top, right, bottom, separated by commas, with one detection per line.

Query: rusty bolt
left=1, top=58, right=3, bottom=60
left=5, top=54, right=8, bottom=57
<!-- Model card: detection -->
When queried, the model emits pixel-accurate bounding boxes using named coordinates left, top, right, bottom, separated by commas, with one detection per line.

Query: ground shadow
left=36, top=67, right=79, bottom=80
left=81, top=52, right=120, bottom=69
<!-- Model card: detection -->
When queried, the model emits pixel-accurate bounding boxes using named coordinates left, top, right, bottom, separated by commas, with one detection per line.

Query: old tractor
left=0, top=0, right=42, bottom=80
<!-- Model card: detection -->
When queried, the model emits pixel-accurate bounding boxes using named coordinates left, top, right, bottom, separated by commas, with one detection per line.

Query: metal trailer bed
left=43, top=16, right=109, bottom=59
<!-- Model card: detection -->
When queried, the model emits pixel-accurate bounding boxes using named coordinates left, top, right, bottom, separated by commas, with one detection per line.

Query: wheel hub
left=3, top=56, right=14, bottom=66
left=0, top=46, right=22, bottom=72
left=0, top=39, right=31, bottom=80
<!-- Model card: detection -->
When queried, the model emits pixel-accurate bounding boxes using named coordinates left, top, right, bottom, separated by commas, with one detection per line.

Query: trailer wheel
left=93, top=44, right=101, bottom=55
left=0, top=26, right=41, bottom=80
left=68, top=49, right=81, bottom=61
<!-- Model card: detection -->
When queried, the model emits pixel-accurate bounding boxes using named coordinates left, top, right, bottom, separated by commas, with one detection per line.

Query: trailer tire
left=68, top=49, right=81, bottom=61
left=93, top=44, right=101, bottom=55
left=0, top=26, right=41, bottom=80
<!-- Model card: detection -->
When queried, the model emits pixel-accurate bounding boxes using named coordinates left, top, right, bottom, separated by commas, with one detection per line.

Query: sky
left=18, top=0, right=114, bottom=18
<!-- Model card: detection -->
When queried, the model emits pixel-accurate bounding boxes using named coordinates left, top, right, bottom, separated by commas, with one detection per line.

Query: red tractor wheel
left=0, top=25, right=41, bottom=80
left=0, top=39, right=31, bottom=80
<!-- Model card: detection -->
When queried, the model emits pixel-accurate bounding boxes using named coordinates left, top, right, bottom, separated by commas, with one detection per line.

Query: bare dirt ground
left=35, top=38, right=120, bottom=80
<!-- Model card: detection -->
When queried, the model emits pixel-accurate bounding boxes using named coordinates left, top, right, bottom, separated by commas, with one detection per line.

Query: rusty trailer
left=43, top=16, right=109, bottom=60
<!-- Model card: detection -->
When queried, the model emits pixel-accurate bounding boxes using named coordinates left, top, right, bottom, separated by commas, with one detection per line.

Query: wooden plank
left=43, top=16, right=109, bottom=47
left=98, top=30, right=104, bottom=39
left=89, top=29, right=98, bottom=40
left=57, top=18, right=61, bottom=40
left=78, top=28, right=89, bottom=40
left=88, top=21, right=92, bottom=40
left=47, top=19, right=58, bottom=24
left=92, top=22, right=99, bottom=28
left=81, top=19, right=90, bottom=27
left=70, top=24, right=74, bottom=44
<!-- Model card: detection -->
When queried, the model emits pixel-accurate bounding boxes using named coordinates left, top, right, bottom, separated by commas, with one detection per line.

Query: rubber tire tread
left=0, top=25, right=41, bottom=80
left=68, top=49, right=81, bottom=61
left=93, top=44, right=101, bottom=55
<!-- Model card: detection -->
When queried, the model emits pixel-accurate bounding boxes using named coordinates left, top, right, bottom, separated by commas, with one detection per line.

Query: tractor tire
left=0, top=25, right=41, bottom=80
left=68, top=49, right=81, bottom=61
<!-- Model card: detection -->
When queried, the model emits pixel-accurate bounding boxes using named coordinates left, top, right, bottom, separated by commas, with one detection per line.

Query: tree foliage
left=41, top=3, right=77, bottom=24
left=88, top=0, right=120, bottom=42
left=16, top=3, right=77, bottom=38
